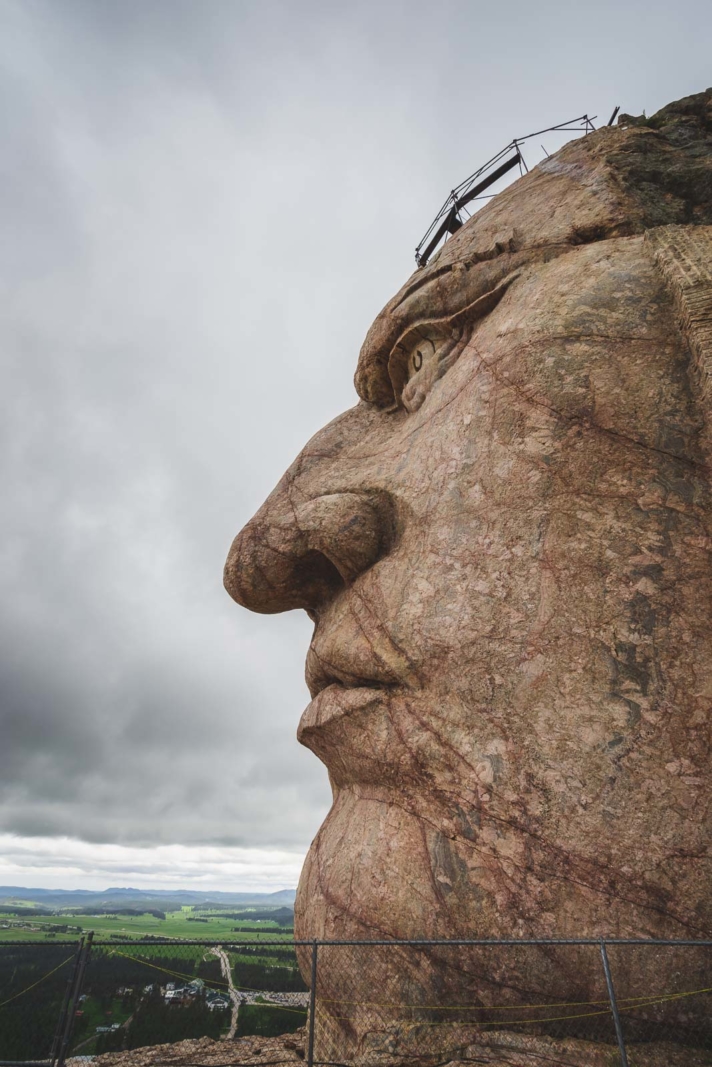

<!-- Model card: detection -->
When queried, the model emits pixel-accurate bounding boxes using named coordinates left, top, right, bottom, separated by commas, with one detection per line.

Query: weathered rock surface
left=454, top=1032, right=712, bottom=1065
left=224, top=89, right=712, bottom=1059
left=90, top=1031, right=306, bottom=1066
left=86, top=1028, right=712, bottom=1066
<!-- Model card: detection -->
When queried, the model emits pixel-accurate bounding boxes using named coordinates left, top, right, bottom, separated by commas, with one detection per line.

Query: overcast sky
left=0, top=0, right=710, bottom=893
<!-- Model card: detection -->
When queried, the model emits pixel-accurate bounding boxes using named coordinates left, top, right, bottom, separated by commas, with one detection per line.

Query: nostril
left=224, top=489, right=395, bottom=616
left=294, top=492, right=390, bottom=585
left=293, top=550, right=345, bottom=601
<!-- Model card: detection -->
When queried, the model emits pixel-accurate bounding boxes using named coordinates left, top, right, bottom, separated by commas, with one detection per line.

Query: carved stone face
left=225, top=91, right=712, bottom=1052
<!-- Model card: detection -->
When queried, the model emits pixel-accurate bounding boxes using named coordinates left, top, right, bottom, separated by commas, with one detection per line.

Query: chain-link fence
left=0, top=937, right=307, bottom=1064
left=304, top=939, right=712, bottom=1066
left=1, top=938, right=710, bottom=1066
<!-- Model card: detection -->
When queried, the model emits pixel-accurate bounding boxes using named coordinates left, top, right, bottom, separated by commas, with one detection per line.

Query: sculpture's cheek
left=401, top=373, right=429, bottom=412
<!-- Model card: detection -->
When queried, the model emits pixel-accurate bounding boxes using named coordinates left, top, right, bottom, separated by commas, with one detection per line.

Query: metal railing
left=1, top=936, right=710, bottom=1066
left=414, top=113, right=598, bottom=267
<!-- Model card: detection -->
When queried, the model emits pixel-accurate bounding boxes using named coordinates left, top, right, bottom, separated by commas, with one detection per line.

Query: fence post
left=307, top=940, right=318, bottom=1067
left=49, top=937, right=85, bottom=1067
left=56, top=931, right=94, bottom=1067
left=599, top=939, right=629, bottom=1067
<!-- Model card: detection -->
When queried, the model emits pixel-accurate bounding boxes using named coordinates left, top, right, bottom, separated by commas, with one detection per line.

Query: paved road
left=211, top=946, right=240, bottom=1040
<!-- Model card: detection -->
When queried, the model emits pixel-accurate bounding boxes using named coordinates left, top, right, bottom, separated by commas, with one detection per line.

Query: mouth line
left=306, top=630, right=410, bottom=699
left=308, top=675, right=399, bottom=700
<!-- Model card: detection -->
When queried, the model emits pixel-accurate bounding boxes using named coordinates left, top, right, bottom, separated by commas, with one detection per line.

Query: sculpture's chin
left=295, top=788, right=712, bottom=1056
left=294, top=785, right=468, bottom=943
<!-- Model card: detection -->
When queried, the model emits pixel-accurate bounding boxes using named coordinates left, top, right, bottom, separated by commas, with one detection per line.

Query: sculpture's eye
left=406, top=338, right=436, bottom=382
left=399, top=331, right=467, bottom=413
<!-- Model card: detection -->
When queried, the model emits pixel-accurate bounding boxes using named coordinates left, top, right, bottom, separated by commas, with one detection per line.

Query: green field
left=0, top=908, right=293, bottom=943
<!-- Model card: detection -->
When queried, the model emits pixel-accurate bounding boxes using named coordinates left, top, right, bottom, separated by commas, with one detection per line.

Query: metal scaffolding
left=415, top=113, right=597, bottom=267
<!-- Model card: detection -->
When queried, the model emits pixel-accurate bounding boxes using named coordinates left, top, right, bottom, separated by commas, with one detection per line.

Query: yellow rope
left=108, top=949, right=307, bottom=1012
left=4, top=943, right=706, bottom=1030
left=108, top=949, right=229, bottom=989
left=0, top=952, right=76, bottom=1008
left=108, top=947, right=712, bottom=1024
left=320, top=983, right=712, bottom=1014
left=322, top=984, right=712, bottom=1033
left=621, top=985, right=712, bottom=1011
left=326, top=1005, right=615, bottom=1029
left=321, top=994, right=610, bottom=1011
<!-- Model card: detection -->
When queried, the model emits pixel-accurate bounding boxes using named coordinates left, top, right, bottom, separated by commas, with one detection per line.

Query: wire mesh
left=1, top=939, right=711, bottom=1066
left=0, top=939, right=307, bottom=1061
left=606, top=942, right=712, bottom=1058
left=0, top=941, right=80, bottom=1060
left=311, top=941, right=621, bottom=1065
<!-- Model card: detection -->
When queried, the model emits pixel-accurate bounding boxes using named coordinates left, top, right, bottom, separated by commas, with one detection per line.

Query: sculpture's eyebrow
left=393, top=234, right=519, bottom=310
left=393, top=263, right=457, bottom=309
left=356, top=242, right=529, bottom=408
left=391, top=274, right=519, bottom=362
left=398, top=325, right=431, bottom=350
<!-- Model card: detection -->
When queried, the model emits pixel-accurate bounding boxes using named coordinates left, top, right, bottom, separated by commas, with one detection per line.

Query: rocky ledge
left=90, top=1030, right=306, bottom=1066
left=86, top=1027, right=712, bottom=1066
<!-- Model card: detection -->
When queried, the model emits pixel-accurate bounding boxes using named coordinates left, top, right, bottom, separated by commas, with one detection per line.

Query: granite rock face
left=225, top=90, right=712, bottom=1057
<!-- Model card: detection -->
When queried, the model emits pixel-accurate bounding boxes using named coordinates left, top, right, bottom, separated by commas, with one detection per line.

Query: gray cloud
left=0, top=0, right=710, bottom=881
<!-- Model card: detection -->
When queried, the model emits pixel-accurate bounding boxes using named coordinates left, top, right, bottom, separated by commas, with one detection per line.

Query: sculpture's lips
left=305, top=637, right=403, bottom=698
left=298, top=682, right=391, bottom=738
left=301, top=619, right=411, bottom=740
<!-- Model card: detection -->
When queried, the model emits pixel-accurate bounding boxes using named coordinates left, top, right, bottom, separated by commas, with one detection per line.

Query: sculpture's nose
left=224, top=491, right=393, bottom=614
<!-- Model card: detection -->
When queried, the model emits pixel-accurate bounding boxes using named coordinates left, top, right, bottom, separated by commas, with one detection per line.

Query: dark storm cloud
left=0, top=0, right=710, bottom=879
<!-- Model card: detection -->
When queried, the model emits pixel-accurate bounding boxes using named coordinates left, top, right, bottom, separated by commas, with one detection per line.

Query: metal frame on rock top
left=414, top=113, right=598, bottom=268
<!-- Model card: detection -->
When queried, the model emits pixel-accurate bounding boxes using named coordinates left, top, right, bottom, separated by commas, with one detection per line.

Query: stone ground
left=89, top=1031, right=306, bottom=1066
left=83, top=1026, right=712, bottom=1066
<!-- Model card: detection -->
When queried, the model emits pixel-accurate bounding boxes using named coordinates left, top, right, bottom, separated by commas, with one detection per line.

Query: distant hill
left=0, top=885, right=296, bottom=910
